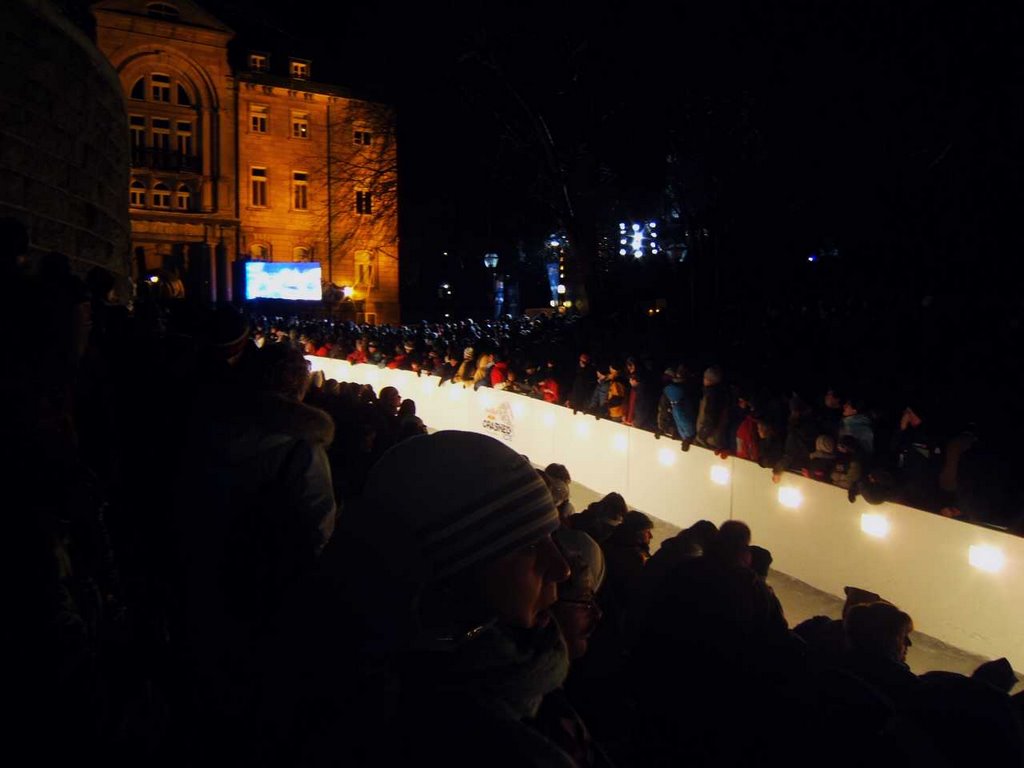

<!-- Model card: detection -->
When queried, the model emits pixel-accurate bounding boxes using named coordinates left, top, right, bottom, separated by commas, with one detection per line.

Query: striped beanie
left=363, top=430, right=560, bottom=582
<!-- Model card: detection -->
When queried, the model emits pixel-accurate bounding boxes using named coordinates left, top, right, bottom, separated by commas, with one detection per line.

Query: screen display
left=245, top=261, right=322, bottom=301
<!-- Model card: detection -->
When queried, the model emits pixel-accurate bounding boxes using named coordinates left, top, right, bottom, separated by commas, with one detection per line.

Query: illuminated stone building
left=92, top=0, right=399, bottom=322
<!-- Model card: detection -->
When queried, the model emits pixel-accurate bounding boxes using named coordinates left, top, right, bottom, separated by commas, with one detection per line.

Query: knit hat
left=703, top=366, right=723, bottom=385
left=463, top=346, right=475, bottom=360
left=553, top=529, right=606, bottom=602
left=362, top=431, right=560, bottom=581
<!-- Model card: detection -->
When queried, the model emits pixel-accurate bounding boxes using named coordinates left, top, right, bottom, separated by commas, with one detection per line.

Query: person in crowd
left=570, top=492, right=628, bottom=544
left=696, top=365, right=730, bottom=450
left=455, top=345, right=476, bottom=384
left=472, top=352, right=495, bottom=390
left=839, top=396, right=874, bottom=454
left=658, top=364, right=697, bottom=448
left=544, top=463, right=576, bottom=522
left=334, top=431, right=577, bottom=766
left=604, top=362, right=627, bottom=422
left=536, top=529, right=609, bottom=767
left=841, top=601, right=918, bottom=707
left=600, top=510, right=654, bottom=630
left=538, top=365, right=562, bottom=404
left=565, top=354, right=598, bottom=411
left=734, top=391, right=760, bottom=461
left=831, top=434, right=867, bottom=494
left=366, top=339, right=384, bottom=365
left=172, top=341, right=337, bottom=758
left=490, top=350, right=510, bottom=388
left=891, top=402, right=941, bottom=511
left=587, top=364, right=611, bottom=417
left=805, top=434, right=839, bottom=481
left=772, top=394, right=819, bottom=482
left=756, top=416, right=785, bottom=469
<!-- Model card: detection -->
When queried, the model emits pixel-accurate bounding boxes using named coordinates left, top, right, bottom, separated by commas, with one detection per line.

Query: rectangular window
left=176, top=186, right=190, bottom=210
left=249, top=53, right=268, bottom=72
left=355, top=251, right=377, bottom=287
left=293, top=171, right=308, bottom=210
left=353, top=129, right=373, bottom=146
left=355, top=190, right=373, bottom=215
left=290, top=60, right=310, bottom=79
left=176, top=121, right=193, bottom=156
left=291, top=113, right=309, bottom=139
left=151, top=118, right=171, bottom=152
left=129, top=115, right=146, bottom=147
left=152, top=185, right=171, bottom=208
left=251, top=167, right=267, bottom=207
left=151, top=73, right=171, bottom=103
left=250, top=105, right=268, bottom=134
left=130, top=183, right=146, bottom=207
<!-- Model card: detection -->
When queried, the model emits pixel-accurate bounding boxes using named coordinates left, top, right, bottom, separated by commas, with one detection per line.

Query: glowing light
left=542, top=412, right=556, bottom=427
left=147, top=275, right=160, bottom=283
left=710, top=466, right=731, bottom=485
left=619, top=222, right=626, bottom=230
left=557, top=284, right=566, bottom=294
left=969, top=545, right=1006, bottom=573
left=649, top=221, right=657, bottom=228
left=613, top=434, right=628, bottom=453
left=341, top=285, right=354, bottom=298
left=778, top=487, right=803, bottom=509
left=632, top=223, right=641, bottom=232
left=619, top=249, right=627, bottom=256
left=562, top=300, right=572, bottom=308
left=808, top=255, right=816, bottom=263
left=658, top=448, right=676, bottom=467
left=860, top=513, right=891, bottom=539
left=620, top=238, right=628, bottom=245
left=575, top=421, right=590, bottom=438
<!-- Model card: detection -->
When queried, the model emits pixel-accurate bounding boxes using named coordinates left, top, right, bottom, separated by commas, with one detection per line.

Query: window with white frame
left=290, top=59, right=310, bottom=79
left=250, top=105, right=268, bottom=134
left=151, top=118, right=171, bottom=151
left=129, top=115, right=146, bottom=147
left=176, top=121, right=193, bottom=156
left=251, top=167, right=267, bottom=206
left=152, top=182, right=171, bottom=208
left=293, top=171, right=309, bottom=210
left=353, top=129, right=373, bottom=146
left=175, top=184, right=190, bottom=211
left=291, top=113, right=309, bottom=139
left=151, top=73, right=171, bottom=102
left=130, top=180, right=146, bottom=207
left=249, top=53, right=268, bottom=72
left=355, top=190, right=373, bottom=215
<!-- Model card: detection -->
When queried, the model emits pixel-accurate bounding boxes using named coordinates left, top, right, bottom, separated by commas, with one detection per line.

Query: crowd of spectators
left=5, top=216, right=1022, bottom=767
left=255, top=312, right=1023, bottom=534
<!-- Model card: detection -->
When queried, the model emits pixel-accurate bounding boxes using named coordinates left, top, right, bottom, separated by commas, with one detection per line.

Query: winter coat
left=839, top=414, right=874, bottom=455
left=735, top=414, right=760, bottom=461
left=568, top=365, right=596, bottom=410
left=696, top=383, right=729, bottom=448
left=661, top=382, right=696, bottom=440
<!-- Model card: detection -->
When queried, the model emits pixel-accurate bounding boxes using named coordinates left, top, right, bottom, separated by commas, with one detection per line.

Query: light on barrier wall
left=778, top=487, right=803, bottom=509
left=613, top=434, right=628, bottom=453
left=710, top=465, right=731, bottom=485
left=542, top=412, right=556, bottom=427
left=447, top=385, right=464, bottom=401
left=658, top=448, right=676, bottom=467
left=860, top=513, right=891, bottom=539
left=969, top=545, right=1006, bottom=573
left=420, top=377, right=435, bottom=393
left=576, top=422, right=591, bottom=438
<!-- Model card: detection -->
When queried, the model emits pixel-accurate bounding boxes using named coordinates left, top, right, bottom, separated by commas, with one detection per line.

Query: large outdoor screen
left=244, top=261, right=322, bottom=301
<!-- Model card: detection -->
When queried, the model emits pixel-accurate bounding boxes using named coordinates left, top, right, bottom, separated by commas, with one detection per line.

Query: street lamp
left=483, top=252, right=501, bottom=318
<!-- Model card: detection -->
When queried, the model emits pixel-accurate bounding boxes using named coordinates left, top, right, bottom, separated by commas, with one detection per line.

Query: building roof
left=91, top=0, right=233, bottom=35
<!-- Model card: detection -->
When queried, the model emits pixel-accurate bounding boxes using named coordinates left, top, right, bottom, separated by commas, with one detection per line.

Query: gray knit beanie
left=363, top=431, right=560, bottom=581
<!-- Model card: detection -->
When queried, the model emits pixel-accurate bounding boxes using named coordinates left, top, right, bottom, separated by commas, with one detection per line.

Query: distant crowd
left=255, top=314, right=1023, bottom=535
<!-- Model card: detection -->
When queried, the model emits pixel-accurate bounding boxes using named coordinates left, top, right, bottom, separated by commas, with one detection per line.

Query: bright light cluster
left=969, top=545, right=1006, bottom=573
left=778, top=486, right=803, bottom=508
left=618, top=220, right=659, bottom=258
left=710, top=465, right=731, bottom=485
left=860, top=513, right=891, bottom=539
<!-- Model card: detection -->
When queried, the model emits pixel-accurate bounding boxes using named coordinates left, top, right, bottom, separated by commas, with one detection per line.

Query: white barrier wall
left=309, top=358, right=1024, bottom=669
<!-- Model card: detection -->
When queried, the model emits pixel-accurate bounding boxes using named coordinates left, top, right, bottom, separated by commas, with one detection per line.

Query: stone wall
left=0, top=0, right=130, bottom=278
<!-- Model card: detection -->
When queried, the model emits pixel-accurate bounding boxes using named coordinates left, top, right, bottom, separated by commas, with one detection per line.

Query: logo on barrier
left=482, top=401, right=515, bottom=442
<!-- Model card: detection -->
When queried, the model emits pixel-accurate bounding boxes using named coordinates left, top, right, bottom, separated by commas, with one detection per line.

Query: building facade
left=92, top=0, right=399, bottom=323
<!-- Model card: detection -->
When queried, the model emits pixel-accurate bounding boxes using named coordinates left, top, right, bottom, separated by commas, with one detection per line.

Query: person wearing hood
left=839, top=396, right=874, bottom=455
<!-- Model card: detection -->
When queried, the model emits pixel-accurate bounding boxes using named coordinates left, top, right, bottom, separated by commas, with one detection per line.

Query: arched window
left=130, top=77, right=145, bottom=100
left=176, top=83, right=192, bottom=106
left=146, top=3, right=180, bottom=20
left=293, top=246, right=311, bottom=262
left=130, top=180, right=146, bottom=207
left=152, top=182, right=171, bottom=208
left=251, top=244, right=269, bottom=261
left=175, top=184, right=191, bottom=211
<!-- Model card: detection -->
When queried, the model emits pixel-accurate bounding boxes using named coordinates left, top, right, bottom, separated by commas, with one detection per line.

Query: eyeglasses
left=560, top=597, right=600, bottom=613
